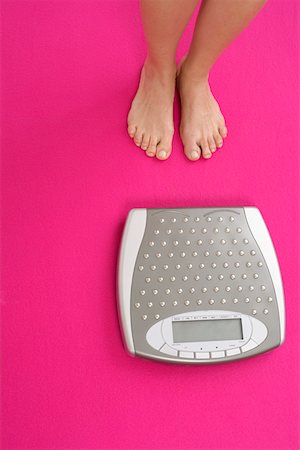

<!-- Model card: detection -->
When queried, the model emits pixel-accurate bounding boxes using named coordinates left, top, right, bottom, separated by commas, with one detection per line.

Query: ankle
left=144, top=56, right=177, bottom=81
left=178, top=56, right=210, bottom=83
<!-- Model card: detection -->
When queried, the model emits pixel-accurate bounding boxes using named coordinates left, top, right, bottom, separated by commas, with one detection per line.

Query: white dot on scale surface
left=151, top=265, right=157, bottom=271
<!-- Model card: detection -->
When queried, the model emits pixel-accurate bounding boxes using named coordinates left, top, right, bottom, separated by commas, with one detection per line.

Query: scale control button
left=226, top=348, right=241, bottom=357
left=211, top=351, right=225, bottom=358
left=195, top=352, right=210, bottom=359
left=241, top=339, right=257, bottom=353
left=146, top=322, right=165, bottom=350
left=160, top=344, right=178, bottom=356
left=251, top=318, right=268, bottom=344
left=179, top=351, right=194, bottom=359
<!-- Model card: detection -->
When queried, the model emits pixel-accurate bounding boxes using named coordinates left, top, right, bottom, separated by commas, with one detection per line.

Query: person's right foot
left=127, top=60, right=176, bottom=160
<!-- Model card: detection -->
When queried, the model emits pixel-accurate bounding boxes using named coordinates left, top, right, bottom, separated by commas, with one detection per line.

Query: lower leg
left=179, top=0, right=267, bottom=160
left=127, top=0, right=199, bottom=159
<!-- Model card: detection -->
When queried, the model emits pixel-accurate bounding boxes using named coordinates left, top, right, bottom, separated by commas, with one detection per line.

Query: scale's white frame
left=244, top=207, right=285, bottom=343
left=117, top=208, right=147, bottom=355
left=117, top=207, right=285, bottom=358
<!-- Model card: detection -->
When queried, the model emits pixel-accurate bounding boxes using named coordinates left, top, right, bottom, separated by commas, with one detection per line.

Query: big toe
left=181, top=135, right=201, bottom=161
left=156, top=136, right=173, bottom=160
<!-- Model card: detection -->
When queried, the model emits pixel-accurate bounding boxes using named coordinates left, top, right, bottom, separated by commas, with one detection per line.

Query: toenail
left=191, top=150, right=199, bottom=159
left=158, top=150, right=167, bottom=159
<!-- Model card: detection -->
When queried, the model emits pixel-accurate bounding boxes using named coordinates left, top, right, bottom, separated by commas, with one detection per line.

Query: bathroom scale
left=117, top=207, right=285, bottom=363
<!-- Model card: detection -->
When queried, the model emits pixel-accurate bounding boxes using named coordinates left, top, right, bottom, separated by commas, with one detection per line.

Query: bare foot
left=127, top=60, right=176, bottom=160
left=177, top=60, right=227, bottom=161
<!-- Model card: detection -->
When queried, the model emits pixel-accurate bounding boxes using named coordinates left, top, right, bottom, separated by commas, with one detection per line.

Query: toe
left=200, top=139, right=212, bottom=159
left=141, top=134, right=150, bottom=151
left=182, top=134, right=201, bottom=161
left=214, top=132, right=223, bottom=148
left=134, top=132, right=143, bottom=147
left=146, top=137, right=158, bottom=157
left=128, top=124, right=136, bottom=138
left=219, top=125, right=227, bottom=139
left=208, top=136, right=216, bottom=153
left=156, top=137, right=172, bottom=160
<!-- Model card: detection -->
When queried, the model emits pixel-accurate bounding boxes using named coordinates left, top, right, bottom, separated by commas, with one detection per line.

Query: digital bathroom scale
left=117, top=207, right=285, bottom=363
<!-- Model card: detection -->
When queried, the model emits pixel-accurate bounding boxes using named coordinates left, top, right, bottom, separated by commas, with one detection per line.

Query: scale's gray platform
left=117, top=207, right=285, bottom=364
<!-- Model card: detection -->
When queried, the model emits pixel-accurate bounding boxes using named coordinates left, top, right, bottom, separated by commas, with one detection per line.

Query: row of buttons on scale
left=159, top=340, right=258, bottom=360
left=157, top=216, right=237, bottom=224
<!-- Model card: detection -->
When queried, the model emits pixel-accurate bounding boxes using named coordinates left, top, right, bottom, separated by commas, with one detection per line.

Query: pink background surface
left=1, top=1, right=299, bottom=449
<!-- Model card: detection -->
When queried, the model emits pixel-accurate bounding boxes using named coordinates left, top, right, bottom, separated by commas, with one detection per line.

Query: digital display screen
left=172, top=318, right=243, bottom=343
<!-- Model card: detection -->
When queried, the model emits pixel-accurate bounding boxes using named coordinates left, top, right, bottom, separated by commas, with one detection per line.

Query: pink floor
left=2, top=1, right=299, bottom=449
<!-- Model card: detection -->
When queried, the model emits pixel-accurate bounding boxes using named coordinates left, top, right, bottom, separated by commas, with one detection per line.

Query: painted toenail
left=158, top=150, right=167, bottom=159
left=191, top=150, right=199, bottom=159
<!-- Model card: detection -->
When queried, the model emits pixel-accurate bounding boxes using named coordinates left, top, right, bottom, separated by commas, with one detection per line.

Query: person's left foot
left=177, top=60, right=227, bottom=161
